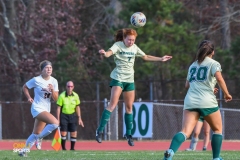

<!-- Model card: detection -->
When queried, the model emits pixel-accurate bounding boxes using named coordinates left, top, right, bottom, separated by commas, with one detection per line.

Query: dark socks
left=125, top=113, right=133, bottom=135
left=70, top=137, right=76, bottom=150
left=211, top=134, right=222, bottom=159
left=61, top=136, right=66, bottom=150
left=97, top=109, right=111, bottom=132
left=169, top=132, right=187, bottom=153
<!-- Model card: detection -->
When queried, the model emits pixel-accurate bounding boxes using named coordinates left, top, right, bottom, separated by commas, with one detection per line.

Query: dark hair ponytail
left=114, top=28, right=138, bottom=42
left=114, top=29, right=124, bottom=42
left=195, top=40, right=214, bottom=64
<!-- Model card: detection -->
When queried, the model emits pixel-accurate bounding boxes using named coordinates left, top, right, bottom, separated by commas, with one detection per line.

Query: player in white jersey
left=95, top=28, right=172, bottom=146
left=19, top=60, right=59, bottom=157
left=163, top=40, right=232, bottom=160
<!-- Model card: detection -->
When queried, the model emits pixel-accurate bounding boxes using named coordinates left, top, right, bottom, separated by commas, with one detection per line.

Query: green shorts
left=186, top=107, right=219, bottom=118
left=109, top=79, right=135, bottom=92
left=198, top=116, right=204, bottom=122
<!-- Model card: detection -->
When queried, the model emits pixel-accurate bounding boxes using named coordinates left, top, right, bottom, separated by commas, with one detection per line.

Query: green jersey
left=109, top=41, right=146, bottom=82
left=56, top=91, right=80, bottom=114
left=184, top=57, right=221, bottom=109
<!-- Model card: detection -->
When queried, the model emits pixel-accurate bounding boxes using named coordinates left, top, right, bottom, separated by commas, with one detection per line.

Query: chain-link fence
left=0, top=99, right=239, bottom=141
left=0, top=79, right=239, bottom=102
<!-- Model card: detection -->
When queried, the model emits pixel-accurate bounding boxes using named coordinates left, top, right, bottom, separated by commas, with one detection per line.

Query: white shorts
left=31, top=106, right=50, bottom=118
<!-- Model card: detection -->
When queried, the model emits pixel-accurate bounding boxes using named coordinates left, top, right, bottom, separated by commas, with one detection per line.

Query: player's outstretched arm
left=99, top=49, right=113, bottom=58
left=141, top=55, right=172, bottom=62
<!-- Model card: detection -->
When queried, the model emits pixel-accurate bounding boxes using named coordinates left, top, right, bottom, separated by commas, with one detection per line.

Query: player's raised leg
left=163, top=110, right=198, bottom=160
left=34, top=112, right=58, bottom=148
left=96, top=86, right=122, bottom=143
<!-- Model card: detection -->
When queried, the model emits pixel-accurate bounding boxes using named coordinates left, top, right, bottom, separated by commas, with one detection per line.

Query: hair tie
left=40, top=61, right=52, bottom=71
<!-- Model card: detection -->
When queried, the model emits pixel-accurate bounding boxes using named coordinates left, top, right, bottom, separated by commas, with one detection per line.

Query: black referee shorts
left=60, top=113, right=78, bottom=132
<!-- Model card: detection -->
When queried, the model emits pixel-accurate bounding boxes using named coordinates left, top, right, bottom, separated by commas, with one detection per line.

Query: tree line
left=0, top=0, right=240, bottom=101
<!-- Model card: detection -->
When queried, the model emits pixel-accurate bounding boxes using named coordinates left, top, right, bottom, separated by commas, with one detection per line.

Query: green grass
left=0, top=150, right=239, bottom=160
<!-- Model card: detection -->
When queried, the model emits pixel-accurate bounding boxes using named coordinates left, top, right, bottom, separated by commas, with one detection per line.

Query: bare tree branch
left=1, top=0, right=17, bottom=42
left=52, top=1, right=59, bottom=55
left=0, top=39, right=17, bottom=67
left=0, top=0, right=18, bottom=67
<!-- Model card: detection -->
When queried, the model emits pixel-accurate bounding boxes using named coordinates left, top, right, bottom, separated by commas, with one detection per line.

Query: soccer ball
left=130, top=12, right=146, bottom=28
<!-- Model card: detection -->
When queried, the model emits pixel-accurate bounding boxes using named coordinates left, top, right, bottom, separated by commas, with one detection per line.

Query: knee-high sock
left=61, top=136, right=66, bottom=150
left=70, top=137, right=76, bottom=150
left=25, top=133, right=37, bottom=149
left=125, top=113, right=133, bottom=135
left=211, top=133, right=222, bottom=159
left=97, top=109, right=111, bottom=132
left=189, top=137, right=198, bottom=150
left=170, top=132, right=187, bottom=153
left=38, top=124, right=58, bottom=139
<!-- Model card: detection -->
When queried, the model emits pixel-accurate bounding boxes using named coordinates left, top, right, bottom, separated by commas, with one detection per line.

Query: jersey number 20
left=189, top=66, right=208, bottom=82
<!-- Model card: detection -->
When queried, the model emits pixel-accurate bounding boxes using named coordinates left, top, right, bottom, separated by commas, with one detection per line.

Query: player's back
left=184, top=57, right=220, bottom=109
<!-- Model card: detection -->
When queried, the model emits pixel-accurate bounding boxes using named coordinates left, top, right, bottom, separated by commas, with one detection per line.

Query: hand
left=161, top=55, right=172, bottom=62
left=213, top=88, right=219, bottom=94
left=224, top=94, right=232, bottom=102
left=28, top=98, right=34, bottom=103
left=99, top=49, right=106, bottom=56
left=78, top=118, right=84, bottom=127
left=48, top=84, right=54, bottom=92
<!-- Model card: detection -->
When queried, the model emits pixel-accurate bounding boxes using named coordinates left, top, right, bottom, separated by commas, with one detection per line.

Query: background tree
left=1, top=0, right=240, bottom=101
left=0, top=0, right=114, bottom=101
left=117, top=0, right=201, bottom=99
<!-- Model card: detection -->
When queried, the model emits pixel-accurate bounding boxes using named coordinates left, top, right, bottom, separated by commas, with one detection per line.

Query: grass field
left=0, top=150, right=240, bottom=160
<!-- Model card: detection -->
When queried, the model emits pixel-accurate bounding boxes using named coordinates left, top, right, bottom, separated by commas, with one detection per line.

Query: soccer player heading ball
left=96, top=28, right=172, bottom=146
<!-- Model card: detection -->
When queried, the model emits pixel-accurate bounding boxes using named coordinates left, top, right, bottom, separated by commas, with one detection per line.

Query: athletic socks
left=25, top=133, right=37, bottom=149
left=61, top=136, right=77, bottom=150
left=125, top=113, right=133, bottom=135
left=38, top=124, right=58, bottom=139
left=61, top=136, right=66, bottom=150
left=211, top=133, right=222, bottom=159
left=97, top=109, right=111, bottom=132
left=169, top=132, right=187, bottom=153
left=70, top=137, right=77, bottom=150
left=190, top=137, right=199, bottom=150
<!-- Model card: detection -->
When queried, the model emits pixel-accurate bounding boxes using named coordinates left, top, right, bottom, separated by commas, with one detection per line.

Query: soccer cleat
left=124, top=134, right=134, bottom=146
left=18, top=151, right=27, bottom=157
left=185, top=148, right=194, bottom=151
left=96, top=130, right=103, bottom=143
left=35, top=137, right=43, bottom=150
left=213, top=157, right=223, bottom=160
left=202, top=147, right=207, bottom=151
left=163, top=149, right=174, bottom=160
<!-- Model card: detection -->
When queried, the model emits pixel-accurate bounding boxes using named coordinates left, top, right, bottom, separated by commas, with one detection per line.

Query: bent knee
left=50, top=124, right=58, bottom=130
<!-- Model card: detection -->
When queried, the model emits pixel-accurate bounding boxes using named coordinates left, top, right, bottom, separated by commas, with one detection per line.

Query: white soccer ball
left=130, top=12, right=146, bottom=28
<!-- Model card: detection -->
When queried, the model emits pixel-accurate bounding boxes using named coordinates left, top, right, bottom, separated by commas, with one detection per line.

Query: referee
left=56, top=81, right=84, bottom=150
